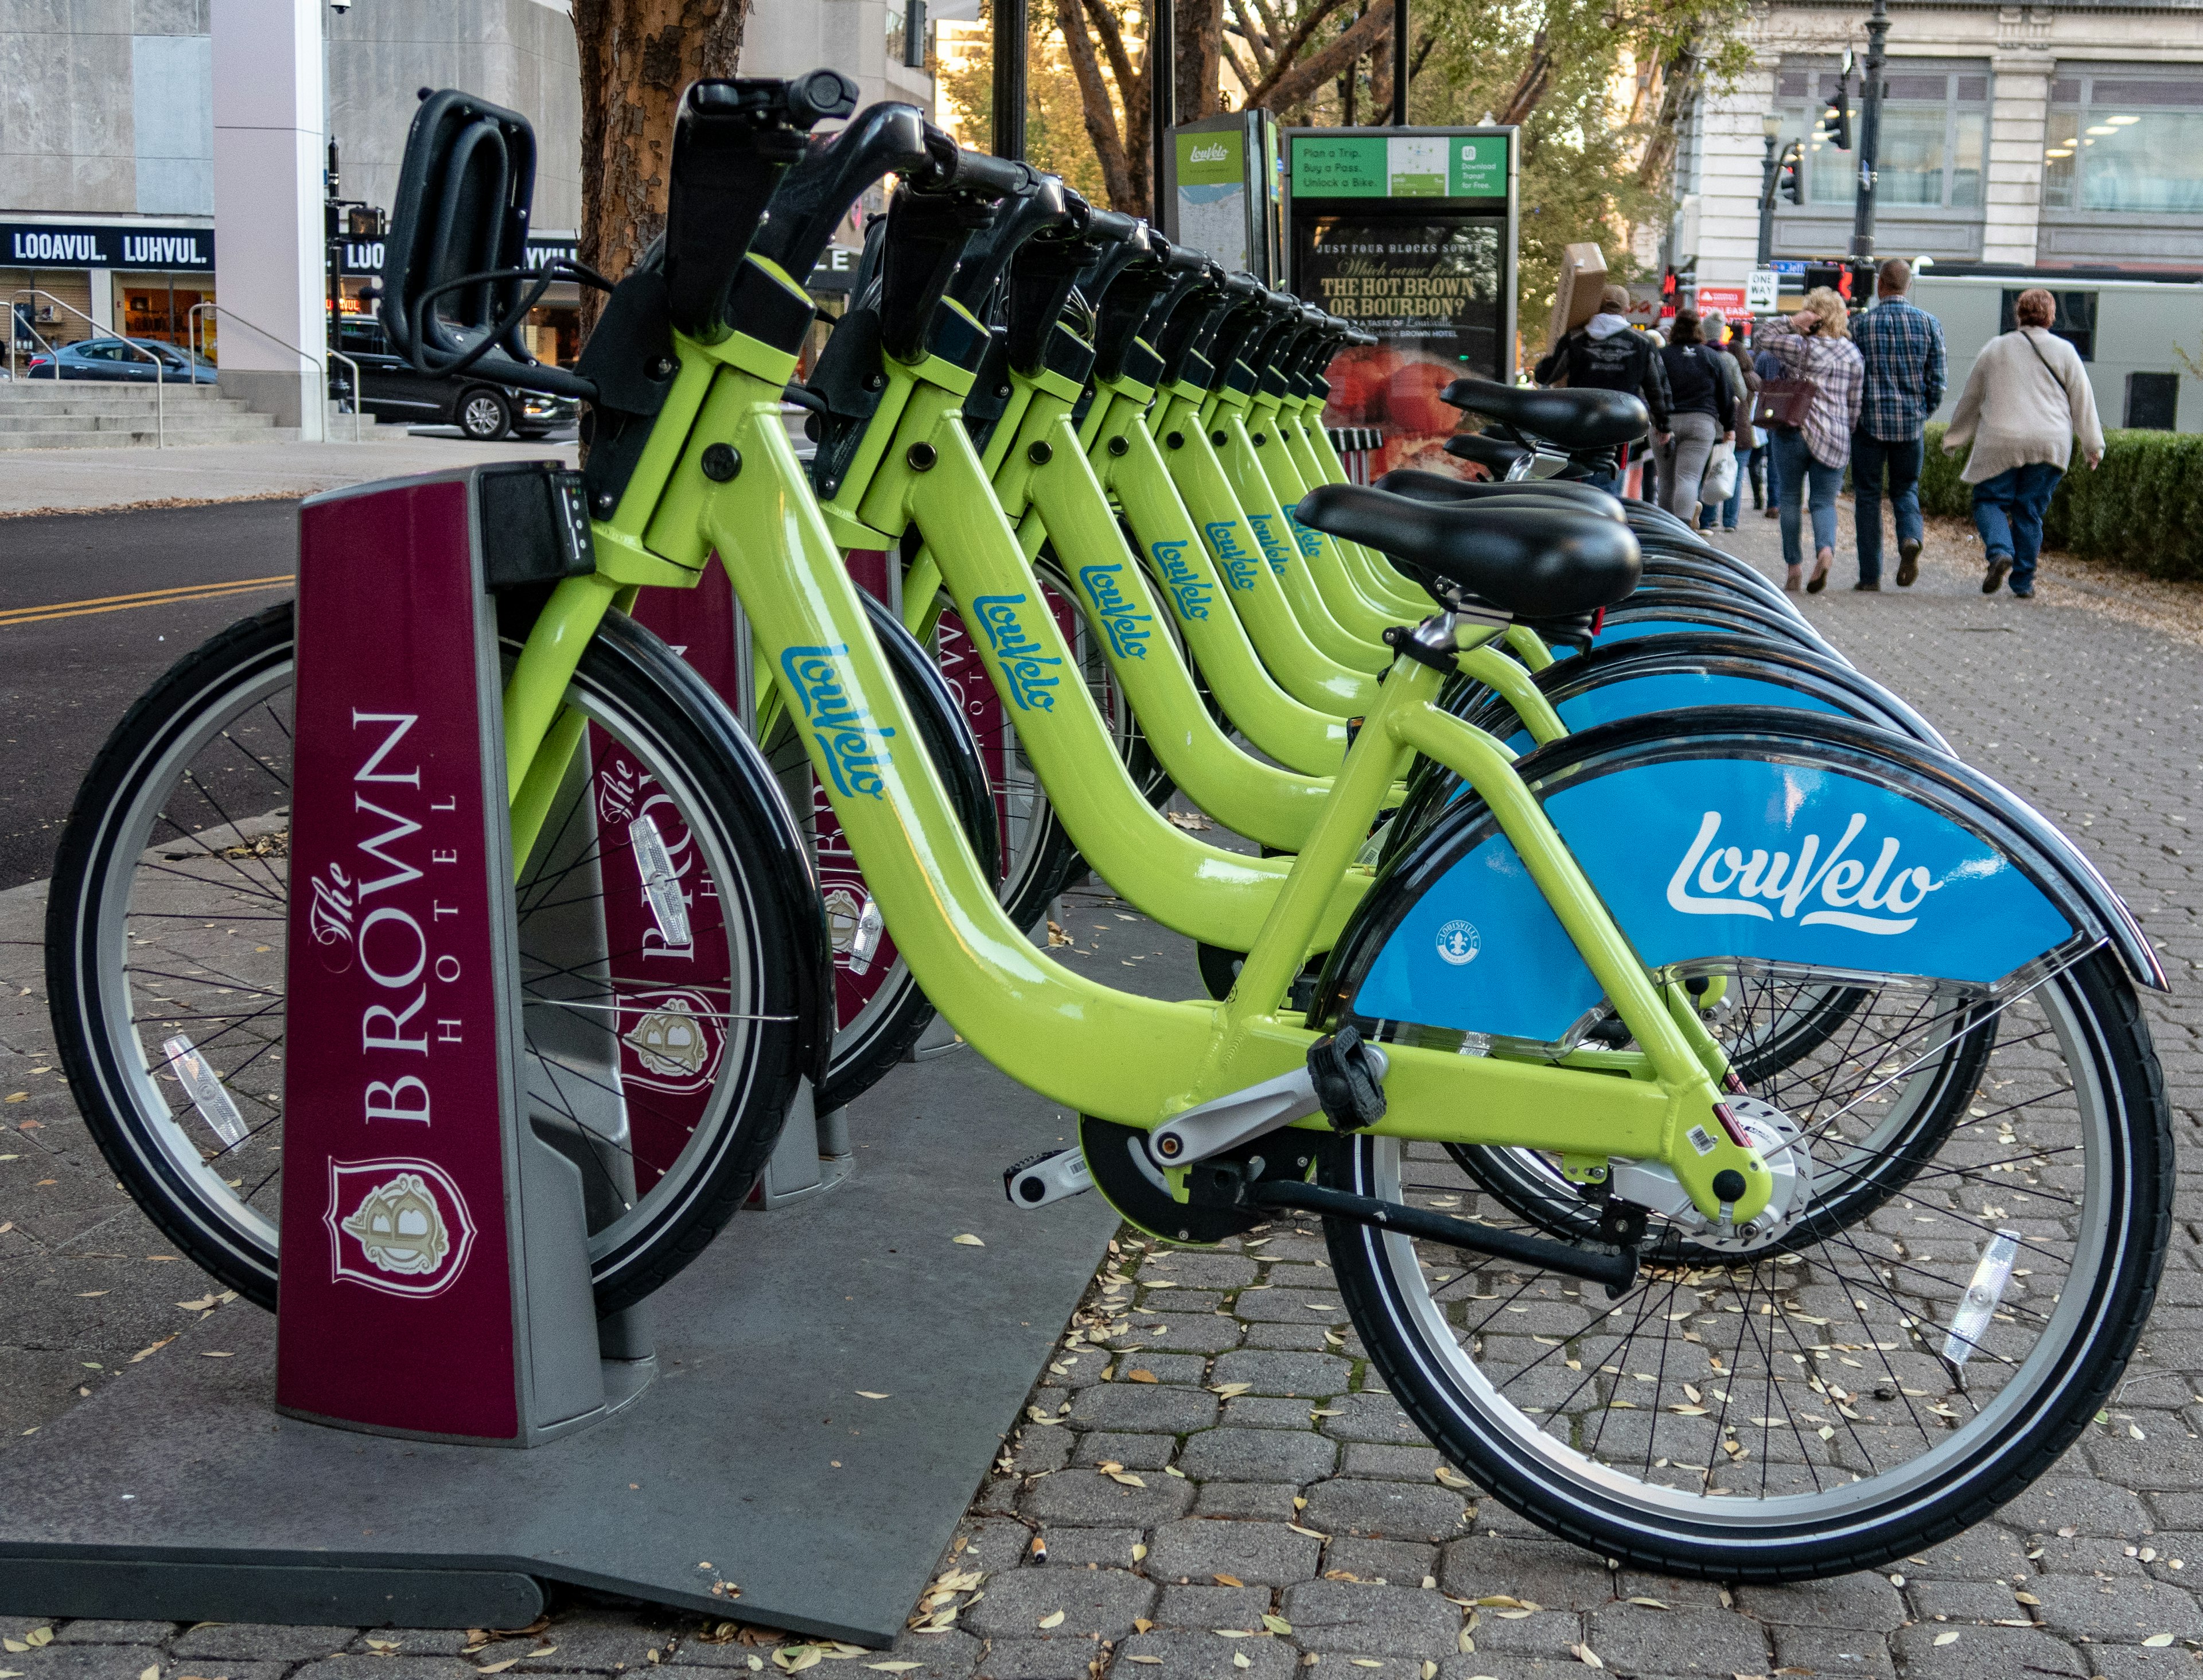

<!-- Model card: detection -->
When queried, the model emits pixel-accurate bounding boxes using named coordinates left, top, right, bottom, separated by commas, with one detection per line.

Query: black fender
left=1470, top=633, right=1950, bottom=754
left=1317, top=706, right=2161, bottom=1050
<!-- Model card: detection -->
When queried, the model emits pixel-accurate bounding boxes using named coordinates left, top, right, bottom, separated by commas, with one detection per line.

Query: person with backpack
left=1941, top=287, right=2104, bottom=599
left=1533, top=283, right=1671, bottom=494
left=1652, top=309, right=1740, bottom=519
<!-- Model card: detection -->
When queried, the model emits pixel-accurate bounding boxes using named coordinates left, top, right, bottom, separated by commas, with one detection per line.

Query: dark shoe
left=1982, top=557, right=2011, bottom=596
left=2011, top=585, right=2035, bottom=598
left=1896, top=538, right=1922, bottom=588
left=1853, top=580, right=1882, bottom=592
left=1763, top=507, right=1779, bottom=519
left=1806, top=548, right=1833, bottom=593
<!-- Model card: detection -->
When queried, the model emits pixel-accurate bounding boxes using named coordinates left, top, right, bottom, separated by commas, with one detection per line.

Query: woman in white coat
left=1942, top=287, right=2104, bottom=598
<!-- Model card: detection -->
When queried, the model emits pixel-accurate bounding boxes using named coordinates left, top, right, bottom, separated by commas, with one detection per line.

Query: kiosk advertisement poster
left=1287, top=128, right=1517, bottom=477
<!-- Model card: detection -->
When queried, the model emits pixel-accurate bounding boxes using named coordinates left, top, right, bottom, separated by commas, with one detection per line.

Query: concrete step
left=0, top=419, right=290, bottom=450
left=0, top=384, right=243, bottom=408
left=0, top=409, right=275, bottom=434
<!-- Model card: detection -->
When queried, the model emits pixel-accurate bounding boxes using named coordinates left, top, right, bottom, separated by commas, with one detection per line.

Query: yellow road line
left=0, top=574, right=293, bottom=629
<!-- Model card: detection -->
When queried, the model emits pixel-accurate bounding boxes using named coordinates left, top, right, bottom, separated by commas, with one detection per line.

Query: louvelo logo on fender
left=779, top=644, right=898, bottom=797
left=1245, top=512, right=1295, bottom=575
left=1200, top=522, right=1262, bottom=593
left=1666, top=810, right=1940, bottom=935
left=1150, top=541, right=1216, bottom=619
left=325, top=1158, right=478, bottom=1297
left=1077, top=563, right=1153, bottom=660
left=969, top=594, right=1064, bottom=710
left=1285, top=509, right=1324, bottom=561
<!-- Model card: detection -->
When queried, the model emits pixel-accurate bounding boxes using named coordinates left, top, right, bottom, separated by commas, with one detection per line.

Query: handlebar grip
left=1085, top=208, right=1143, bottom=247
left=940, top=146, right=1042, bottom=199
left=786, top=68, right=859, bottom=125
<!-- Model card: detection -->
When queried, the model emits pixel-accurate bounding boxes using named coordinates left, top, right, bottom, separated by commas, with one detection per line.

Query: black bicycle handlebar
left=748, top=101, right=934, bottom=290
left=948, top=173, right=1075, bottom=314
left=662, top=74, right=858, bottom=340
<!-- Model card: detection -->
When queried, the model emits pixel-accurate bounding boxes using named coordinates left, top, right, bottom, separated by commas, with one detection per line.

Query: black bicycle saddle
left=1296, top=483, right=1641, bottom=618
left=1441, top=379, right=1649, bottom=449
left=1375, top=469, right=1626, bottom=520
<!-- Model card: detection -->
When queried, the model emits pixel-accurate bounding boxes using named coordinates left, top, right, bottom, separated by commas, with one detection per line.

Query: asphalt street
left=0, top=497, right=302, bottom=890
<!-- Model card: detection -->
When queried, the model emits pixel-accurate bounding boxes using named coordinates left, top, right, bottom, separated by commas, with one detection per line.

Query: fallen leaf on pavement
left=1038, top=1611, right=1065, bottom=1630
left=951, top=1234, right=986, bottom=1247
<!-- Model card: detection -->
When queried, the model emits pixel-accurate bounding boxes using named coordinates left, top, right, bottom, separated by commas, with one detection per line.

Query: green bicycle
left=47, top=77, right=2171, bottom=1581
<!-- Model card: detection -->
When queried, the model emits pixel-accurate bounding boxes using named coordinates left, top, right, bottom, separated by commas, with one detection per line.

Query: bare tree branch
left=1241, top=0, right=1359, bottom=106
left=1251, top=0, right=1389, bottom=111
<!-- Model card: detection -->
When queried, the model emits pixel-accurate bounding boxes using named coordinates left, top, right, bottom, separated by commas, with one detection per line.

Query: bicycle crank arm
left=1189, top=1163, right=1639, bottom=1296
left=1005, top=1148, right=1095, bottom=1208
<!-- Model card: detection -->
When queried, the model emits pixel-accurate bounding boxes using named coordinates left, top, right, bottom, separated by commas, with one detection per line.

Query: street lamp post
left=1756, top=111, right=1782, bottom=269
left=1851, top=0, right=1890, bottom=267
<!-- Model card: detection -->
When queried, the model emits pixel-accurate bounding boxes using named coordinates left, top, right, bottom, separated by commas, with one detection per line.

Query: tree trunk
left=573, top=0, right=752, bottom=333
left=1176, top=0, right=1223, bottom=119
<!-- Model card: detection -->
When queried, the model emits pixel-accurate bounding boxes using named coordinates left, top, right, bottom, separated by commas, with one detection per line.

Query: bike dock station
left=0, top=461, right=1119, bottom=1642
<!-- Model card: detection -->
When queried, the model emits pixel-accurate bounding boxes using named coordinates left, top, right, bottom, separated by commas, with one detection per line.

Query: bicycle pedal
left=1005, top=1148, right=1093, bottom=1208
left=1309, top=1023, right=1387, bottom=1131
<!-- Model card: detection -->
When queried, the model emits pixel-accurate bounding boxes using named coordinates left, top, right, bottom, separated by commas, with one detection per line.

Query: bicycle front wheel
left=46, top=601, right=822, bottom=1313
left=1326, top=946, right=2169, bottom=1580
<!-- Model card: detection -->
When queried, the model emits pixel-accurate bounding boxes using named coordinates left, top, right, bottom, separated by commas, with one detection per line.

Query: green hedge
left=1921, top=422, right=2203, bottom=581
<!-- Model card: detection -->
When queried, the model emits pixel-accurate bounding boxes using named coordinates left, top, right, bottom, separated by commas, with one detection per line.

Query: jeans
left=1851, top=431, right=1924, bottom=586
left=1971, top=462, right=2063, bottom=591
left=1769, top=427, right=1843, bottom=570
left=1656, top=411, right=1721, bottom=519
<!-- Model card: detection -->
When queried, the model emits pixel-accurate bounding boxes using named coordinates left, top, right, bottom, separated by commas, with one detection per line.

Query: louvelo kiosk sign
left=1285, top=126, right=1518, bottom=478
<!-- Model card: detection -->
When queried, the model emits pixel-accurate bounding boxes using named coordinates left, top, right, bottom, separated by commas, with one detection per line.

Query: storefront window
left=122, top=283, right=209, bottom=348
left=1777, top=60, right=1991, bottom=212
left=2045, top=71, right=2203, bottom=213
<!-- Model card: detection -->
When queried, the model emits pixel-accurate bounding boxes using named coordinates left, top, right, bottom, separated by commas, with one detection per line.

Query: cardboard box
left=1550, top=243, right=1608, bottom=346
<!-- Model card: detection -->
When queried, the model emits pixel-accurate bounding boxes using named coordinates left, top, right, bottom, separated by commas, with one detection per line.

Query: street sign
left=1694, top=285, right=1746, bottom=314
left=1747, top=270, right=1781, bottom=312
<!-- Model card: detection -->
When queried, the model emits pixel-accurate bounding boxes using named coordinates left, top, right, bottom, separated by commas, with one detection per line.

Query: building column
left=1690, top=65, right=1781, bottom=290
left=211, top=0, right=325, bottom=438
left=1982, top=53, right=2052, bottom=267
left=87, top=271, right=114, bottom=333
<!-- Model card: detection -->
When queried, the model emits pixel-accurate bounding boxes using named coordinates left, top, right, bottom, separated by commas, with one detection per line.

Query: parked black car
left=333, top=320, right=575, bottom=440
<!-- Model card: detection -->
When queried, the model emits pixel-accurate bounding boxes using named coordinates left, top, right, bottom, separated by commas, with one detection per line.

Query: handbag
left=1699, top=438, right=1738, bottom=506
left=1755, top=377, right=1816, bottom=429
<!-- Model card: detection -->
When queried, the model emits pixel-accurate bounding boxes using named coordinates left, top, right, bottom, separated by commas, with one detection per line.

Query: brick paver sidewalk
left=4, top=507, right=2200, bottom=1680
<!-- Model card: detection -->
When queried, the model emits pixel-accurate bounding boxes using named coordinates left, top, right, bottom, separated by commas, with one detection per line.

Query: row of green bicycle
left=47, top=70, right=2171, bottom=1581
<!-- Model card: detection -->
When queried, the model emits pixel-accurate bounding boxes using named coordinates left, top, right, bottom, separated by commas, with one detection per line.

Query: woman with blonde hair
left=1942, top=287, right=2104, bottom=598
left=1761, top=286, right=1865, bottom=592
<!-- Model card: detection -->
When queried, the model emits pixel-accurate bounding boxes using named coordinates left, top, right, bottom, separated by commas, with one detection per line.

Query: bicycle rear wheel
left=1326, top=946, right=2169, bottom=1579
left=45, top=601, right=822, bottom=1313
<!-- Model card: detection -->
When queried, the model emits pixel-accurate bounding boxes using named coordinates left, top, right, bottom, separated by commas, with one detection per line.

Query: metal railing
left=187, top=304, right=363, bottom=444
left=7, top=290, right=166, bottom=448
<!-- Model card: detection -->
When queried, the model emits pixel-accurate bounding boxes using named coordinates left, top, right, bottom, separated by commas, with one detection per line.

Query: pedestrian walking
left=1759, top=287, right=1864, bottom=593
left=1751, top=321, right=1788, bottom=518
left=1699, top=312, right=1758, bottom=532
left=1652, top=309, right=1738, bottom=520
left=1533, top=283, right=1671, bottom=496
left=1849, top=258, right=1947, bottom=591
left=1941, top=287, right=2104, bottom=599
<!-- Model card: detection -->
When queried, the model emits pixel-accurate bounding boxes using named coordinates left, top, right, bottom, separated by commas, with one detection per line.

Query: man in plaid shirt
left=1851, top=258, right=1947, bottom=589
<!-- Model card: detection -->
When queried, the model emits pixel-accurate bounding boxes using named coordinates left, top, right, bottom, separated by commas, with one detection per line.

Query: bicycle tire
left=46, top=601, right=826, bottom=1315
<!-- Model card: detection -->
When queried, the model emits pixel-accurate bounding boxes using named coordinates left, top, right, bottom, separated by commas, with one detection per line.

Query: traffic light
left=1819, top=51, right=1855, bottom=150
left=1778, top=146, right=1804, bottom=204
